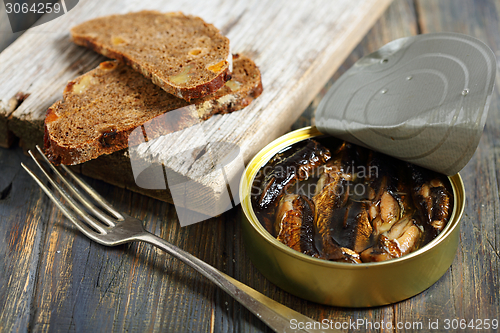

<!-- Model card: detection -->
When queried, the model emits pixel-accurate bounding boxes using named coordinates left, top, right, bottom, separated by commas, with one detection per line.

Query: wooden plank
left=0, top=147, right=54, bottom=332
left=0, top=1, right=496, bottom=332
left=11, top=1, right=500, bottom=332
left=0, top=0, right=393, bottom=211
left=0, top=1, right=420, bottom=332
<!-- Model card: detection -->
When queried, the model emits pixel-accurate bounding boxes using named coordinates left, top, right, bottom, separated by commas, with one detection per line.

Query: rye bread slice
left=44, top=54, right=262, bottom=165
left=71, top=11, right=232, bottom=101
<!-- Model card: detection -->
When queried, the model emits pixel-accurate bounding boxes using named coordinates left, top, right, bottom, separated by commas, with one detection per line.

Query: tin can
left=239, top=126, right=465, bottom=307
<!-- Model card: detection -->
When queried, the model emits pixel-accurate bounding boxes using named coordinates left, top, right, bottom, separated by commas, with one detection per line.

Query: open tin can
left=239, top=33, right=495, bottom=307
left=240, top=126, right=464, bottom=307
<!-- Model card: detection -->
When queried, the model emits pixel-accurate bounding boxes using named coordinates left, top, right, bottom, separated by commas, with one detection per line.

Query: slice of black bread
left=44, top=54, right=262, bottom=165
left=71, top=11, right=232, bottom=101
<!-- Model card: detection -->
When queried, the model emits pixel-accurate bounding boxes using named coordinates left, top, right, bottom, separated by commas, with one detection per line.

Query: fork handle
left=136, top=232, right=325, bottom=333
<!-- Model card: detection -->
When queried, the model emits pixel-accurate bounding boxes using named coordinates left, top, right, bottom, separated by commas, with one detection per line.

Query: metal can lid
left=315, top=32, right=496, bottom=175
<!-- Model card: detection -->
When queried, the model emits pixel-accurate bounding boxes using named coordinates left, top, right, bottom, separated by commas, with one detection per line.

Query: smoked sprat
left=251, top=138, right=453, bottom=263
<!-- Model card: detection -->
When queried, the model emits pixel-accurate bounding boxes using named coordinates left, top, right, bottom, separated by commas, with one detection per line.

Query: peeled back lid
left=315, top=32, right=496, bottom=175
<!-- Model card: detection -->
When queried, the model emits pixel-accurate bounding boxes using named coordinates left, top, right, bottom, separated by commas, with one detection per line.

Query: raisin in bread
left=71, top=11, right=232, bottom=101
left=44, top=54, right=262, bottom=165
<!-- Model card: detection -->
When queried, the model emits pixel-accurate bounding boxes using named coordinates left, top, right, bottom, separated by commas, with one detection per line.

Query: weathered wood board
left=1, top=0, right=498, bottom=332
left=0, top=0, right=393, bottom=211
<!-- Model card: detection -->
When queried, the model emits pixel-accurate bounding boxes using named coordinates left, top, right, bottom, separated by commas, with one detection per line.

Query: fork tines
left=21, top=145, right=124, bottom=237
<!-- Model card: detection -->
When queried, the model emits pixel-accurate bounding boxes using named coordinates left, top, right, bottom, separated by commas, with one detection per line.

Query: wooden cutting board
left=0, top=0, right=392, bottom=213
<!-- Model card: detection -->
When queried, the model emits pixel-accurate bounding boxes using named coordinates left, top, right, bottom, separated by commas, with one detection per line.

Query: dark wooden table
left=1, top=0, right=499, bottom=332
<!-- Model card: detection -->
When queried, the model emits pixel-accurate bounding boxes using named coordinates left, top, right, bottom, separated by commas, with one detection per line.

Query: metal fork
left=21, top=146, right=327, bottom=333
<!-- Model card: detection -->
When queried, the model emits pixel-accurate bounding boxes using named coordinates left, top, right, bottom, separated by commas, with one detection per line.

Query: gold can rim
left=240, top=126, right=465, bottom=269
